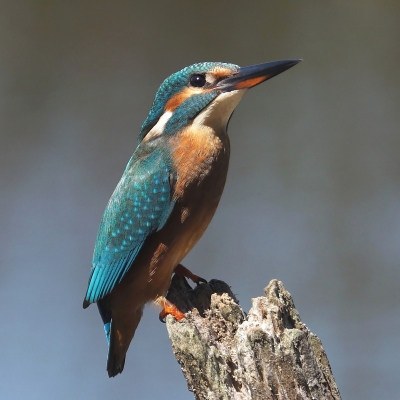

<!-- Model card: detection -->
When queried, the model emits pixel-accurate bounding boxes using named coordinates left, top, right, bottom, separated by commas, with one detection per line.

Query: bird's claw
left=156, top=296, right=185, bottom=323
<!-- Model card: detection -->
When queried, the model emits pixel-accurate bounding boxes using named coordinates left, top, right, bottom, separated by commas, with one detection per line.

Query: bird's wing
left=84, top=148, right=174, bottom=304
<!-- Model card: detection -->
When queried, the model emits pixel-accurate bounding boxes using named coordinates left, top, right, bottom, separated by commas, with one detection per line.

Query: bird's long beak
left=217, top=59, right=301, bottom=92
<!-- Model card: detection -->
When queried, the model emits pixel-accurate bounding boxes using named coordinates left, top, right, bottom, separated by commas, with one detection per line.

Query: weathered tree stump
left=166, top=276, right=341, bottom=400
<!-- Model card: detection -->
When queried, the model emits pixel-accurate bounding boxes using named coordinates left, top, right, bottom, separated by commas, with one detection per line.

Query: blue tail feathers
left=104, top=321, right=111, bottom=345
left=97, top=300, right=112, bottom=346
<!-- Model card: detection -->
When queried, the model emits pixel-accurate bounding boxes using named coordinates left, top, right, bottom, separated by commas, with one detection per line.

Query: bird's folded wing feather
left=84, top=148, right=174, bottom=304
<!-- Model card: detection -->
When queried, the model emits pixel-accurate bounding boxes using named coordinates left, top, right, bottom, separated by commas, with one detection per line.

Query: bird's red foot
left=155, top=296, right=185, bottom=323
left=174, top=264, right=207, bottom=285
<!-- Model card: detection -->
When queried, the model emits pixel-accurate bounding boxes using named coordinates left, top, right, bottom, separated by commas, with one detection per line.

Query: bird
left=83, top=59, right=301, bottom=377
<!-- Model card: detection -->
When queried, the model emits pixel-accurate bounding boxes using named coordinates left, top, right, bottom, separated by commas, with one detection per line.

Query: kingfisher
left=83, top=59, right=300, bottom=377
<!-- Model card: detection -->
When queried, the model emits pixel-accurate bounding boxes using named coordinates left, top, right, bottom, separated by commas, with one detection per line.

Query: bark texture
left=165, top=276, right=341, bottom=400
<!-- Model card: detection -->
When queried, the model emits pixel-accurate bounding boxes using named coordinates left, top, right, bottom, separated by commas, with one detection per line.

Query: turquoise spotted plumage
left=85, top=147, right=174, bottom=303
left=83, top=59, right=301, bottom=378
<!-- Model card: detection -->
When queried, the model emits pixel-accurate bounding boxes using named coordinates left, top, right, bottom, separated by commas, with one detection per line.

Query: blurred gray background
left=1, top=1, right=399, bottom=399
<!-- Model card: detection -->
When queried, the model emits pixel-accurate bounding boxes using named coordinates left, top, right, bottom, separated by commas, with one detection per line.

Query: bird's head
left=138, top=59, right=301, bottom=142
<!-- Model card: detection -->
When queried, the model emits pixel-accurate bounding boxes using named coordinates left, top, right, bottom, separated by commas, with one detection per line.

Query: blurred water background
left=1, top=1, right=399, bottom=399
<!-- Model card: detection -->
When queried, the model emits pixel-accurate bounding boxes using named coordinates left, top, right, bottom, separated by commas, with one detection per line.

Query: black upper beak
left=217, top=59, right=301, bottom=92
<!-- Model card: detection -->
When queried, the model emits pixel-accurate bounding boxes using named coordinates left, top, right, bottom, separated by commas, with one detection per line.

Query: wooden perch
left=165, top=276, right=341, bottom=400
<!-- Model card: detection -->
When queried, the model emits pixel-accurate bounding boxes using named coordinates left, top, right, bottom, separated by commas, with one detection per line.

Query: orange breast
left=170, top=125, right=225, bottom=200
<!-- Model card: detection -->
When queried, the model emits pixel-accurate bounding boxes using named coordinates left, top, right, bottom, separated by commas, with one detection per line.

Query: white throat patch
left=192, top=89, right=246, bottom=132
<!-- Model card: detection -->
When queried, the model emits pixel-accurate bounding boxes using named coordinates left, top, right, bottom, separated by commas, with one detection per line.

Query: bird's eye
left=189, top=74, right=206, bottom=88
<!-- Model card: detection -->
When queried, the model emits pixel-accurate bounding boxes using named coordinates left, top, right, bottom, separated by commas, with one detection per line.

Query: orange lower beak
left=217, top=59, right=301, bottom=92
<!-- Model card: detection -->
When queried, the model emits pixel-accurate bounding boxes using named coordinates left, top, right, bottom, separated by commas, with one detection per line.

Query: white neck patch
left=142, top=111, right=173, bottom=141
